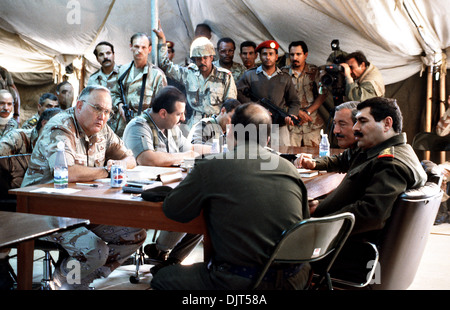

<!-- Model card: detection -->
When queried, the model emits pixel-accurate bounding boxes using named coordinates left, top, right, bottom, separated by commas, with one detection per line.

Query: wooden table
left=0, top=211, right=89, bottom=290
left=10, top=153, right=345, bottom=290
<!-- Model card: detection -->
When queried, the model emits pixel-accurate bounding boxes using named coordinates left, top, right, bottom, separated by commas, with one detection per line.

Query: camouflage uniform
left=436, top=107, right=450, bottom=137
left=0, top=127, right=36, bottom=156
left=0, top=66, right=19, bottom=113
left=281, top=64, right=325, bottom=147
left=87, top=64, right=121, bottom=90
left=158, top=43, right=237, bottom=127
left=212, top=60, right=246, bottom=83
left=109, top=61, right=167, bottom=137
left=21, top=113, right=39, bottom=130
left=0, top=118, right=18, bottom=137
left=21, top=108, right=146, bottom=289
left=188, top=115, right=223, bottom=145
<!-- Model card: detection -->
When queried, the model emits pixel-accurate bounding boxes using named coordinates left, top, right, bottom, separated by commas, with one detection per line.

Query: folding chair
left=252, top=212, right=355, bottom=290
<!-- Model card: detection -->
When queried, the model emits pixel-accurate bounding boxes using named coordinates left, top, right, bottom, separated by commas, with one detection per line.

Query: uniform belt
left=212, top=262, right=303, bottom=282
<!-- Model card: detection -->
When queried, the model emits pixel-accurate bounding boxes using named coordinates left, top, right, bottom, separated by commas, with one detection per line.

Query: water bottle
left=54, top=141, right=68, bottom=189
left=319, top=133, right=330, bottom=157
left=211, top=139, right=220, bottom=153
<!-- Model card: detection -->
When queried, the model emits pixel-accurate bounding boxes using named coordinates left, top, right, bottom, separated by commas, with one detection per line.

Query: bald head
left=231, top=103, right=272, bottom=146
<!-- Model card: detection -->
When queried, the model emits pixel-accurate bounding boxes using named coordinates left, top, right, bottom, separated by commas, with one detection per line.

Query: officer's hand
left=118, top=104, right=126, bottom=122
left=152, top=20, right=165, bottom=42
left=309, top=200, right=319, bottom=215
left=294, top=153, right=315, bottom=169
left=297, top=110, right=312, bottom=124
left=285, top=115, right=296, bottom=126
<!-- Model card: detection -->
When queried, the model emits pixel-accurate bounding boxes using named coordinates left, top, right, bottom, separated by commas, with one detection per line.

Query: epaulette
left=215, top=66, right=233, bottom=76
left=378, top=146, right=394, bottom=159
left=27, top=118, right=38, bottom=126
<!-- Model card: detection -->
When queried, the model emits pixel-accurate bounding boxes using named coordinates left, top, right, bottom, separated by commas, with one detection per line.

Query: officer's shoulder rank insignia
left=378, top=147, right=394, bottom=158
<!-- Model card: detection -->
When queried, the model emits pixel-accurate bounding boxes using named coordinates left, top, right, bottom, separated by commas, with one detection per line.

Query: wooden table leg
left=17, top=239, right=34, bottom=290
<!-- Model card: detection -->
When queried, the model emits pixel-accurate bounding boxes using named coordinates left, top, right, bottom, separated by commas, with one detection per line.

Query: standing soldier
left=110, top=32, right=167, bottom=137
left=153, top=23, right=237, bottom=129
left=213, top=37, right=247, bottom=82
left=282, top=41, right=328, bottom=147
left=237, top=40, right=300, bottom=147
left=87, top=41, right=121, bottom=90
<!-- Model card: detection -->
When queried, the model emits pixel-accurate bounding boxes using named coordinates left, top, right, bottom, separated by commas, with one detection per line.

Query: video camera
left=319, top=39, right=348, bottom=106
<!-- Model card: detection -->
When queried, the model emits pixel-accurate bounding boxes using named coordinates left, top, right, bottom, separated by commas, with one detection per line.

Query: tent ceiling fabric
left=0, top=0, right=448, bottom=85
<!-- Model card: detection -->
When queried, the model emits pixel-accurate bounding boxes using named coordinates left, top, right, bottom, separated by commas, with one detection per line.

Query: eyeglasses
left=82, top=101, right=114, bottom=118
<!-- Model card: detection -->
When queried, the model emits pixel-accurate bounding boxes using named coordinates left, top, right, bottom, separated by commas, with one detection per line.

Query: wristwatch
left=303, top=109, right=311, bottom=116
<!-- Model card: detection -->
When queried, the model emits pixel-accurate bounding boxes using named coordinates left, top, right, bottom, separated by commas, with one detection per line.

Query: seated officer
left=311, top=97, right=427, bottom=283
left=188, top=98, right=240, bottom=146
left=123, top=86, right=206, bottom=275
left=0, top=107, right=62, bottom=156
left=151, top=103, right=311, bottom=290
left=21, top=85, right=146, bottom=290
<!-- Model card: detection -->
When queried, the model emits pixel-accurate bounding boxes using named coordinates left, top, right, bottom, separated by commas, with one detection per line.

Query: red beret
left=256, top=40, right=279, bottom=53
left=166, top=41, right=174, bottom=48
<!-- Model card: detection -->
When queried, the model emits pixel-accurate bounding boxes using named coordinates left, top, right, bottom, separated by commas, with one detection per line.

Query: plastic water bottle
left=319, top=133, right=330, bottom=157
left=54, top=141, right=68, bottom=189
left=211, top=139, right=220, bottom=153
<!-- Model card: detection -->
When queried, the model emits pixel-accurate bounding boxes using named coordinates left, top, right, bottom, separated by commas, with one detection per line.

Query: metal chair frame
left=252, top=212, right=355, bottom=290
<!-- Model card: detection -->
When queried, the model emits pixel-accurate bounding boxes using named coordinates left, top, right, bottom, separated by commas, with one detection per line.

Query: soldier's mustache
left=335, top=133, right=345, bottom=138
left=354, top=131, right=363, bottom=137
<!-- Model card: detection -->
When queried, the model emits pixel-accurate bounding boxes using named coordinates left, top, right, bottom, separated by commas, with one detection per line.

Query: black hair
left=357, top=97, right=403, bottom=133
left=221, top=99, right=241, bottom=113
left=288, top=41, right=308, bottom=54
left=36, top=107, right=62, bottom=131
left=345, top=51, right=371, bottom=67
left=217, top=37, right=236, bottom=50
left=240, top=41, right=257, bottom=53
left=151, top=86, right=186, bottom=113
left=39, top=93, right=58, bottom=106
left=93, top=41, right=115, bottom=56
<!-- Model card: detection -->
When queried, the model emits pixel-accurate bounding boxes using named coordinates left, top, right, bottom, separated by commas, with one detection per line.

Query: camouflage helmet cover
left=190, top=37, right=216, bottom=58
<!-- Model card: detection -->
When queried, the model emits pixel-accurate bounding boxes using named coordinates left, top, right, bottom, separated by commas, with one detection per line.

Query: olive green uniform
left=151, top=143, right=311, bottom=290
left=314, top=133, right=427, bottom=239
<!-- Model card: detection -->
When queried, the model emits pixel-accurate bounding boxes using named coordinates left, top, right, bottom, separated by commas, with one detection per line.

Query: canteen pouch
left=141, top=185, right=173, bottom=202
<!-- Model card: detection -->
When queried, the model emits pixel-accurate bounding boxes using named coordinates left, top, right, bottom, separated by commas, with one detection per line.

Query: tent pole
left=425, top=65, right=433, bottom=160
left=80, top=57, right=86, bottom=92
left=439, top=67, right=446, bottom=163
left=151, top=0, right=159, bottom=66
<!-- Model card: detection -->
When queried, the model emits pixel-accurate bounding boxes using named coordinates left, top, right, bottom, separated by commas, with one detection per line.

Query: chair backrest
left=412, top=132, right=450, bottom=151
left=0, top=154, right=31, bottom=211
left=372, top=182, right=443, bottom=290
left=252, top=212, right=355, bottom=289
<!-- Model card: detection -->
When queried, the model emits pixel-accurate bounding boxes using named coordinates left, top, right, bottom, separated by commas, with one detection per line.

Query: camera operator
left=340, top=51, right=385, bottom=102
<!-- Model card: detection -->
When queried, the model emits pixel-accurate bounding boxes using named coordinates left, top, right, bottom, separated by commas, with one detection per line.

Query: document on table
left=31, top=188, right=81, bottom=194
left=126, top=166, right=183, bottom=184
left=297, top=168, right=319, bottom=177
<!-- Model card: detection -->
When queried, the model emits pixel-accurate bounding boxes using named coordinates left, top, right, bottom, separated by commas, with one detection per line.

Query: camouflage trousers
left=40, top=224, right=146, bottom=287
left=288, top=126, right=321, bottom=147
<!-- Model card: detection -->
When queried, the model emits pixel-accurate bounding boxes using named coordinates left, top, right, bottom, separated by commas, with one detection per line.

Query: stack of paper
left=297, top=168, right=319, bottom=178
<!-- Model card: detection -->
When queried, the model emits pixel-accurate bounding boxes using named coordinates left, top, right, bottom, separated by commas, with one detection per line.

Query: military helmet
left=190, top=37, right=215, bottom=58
